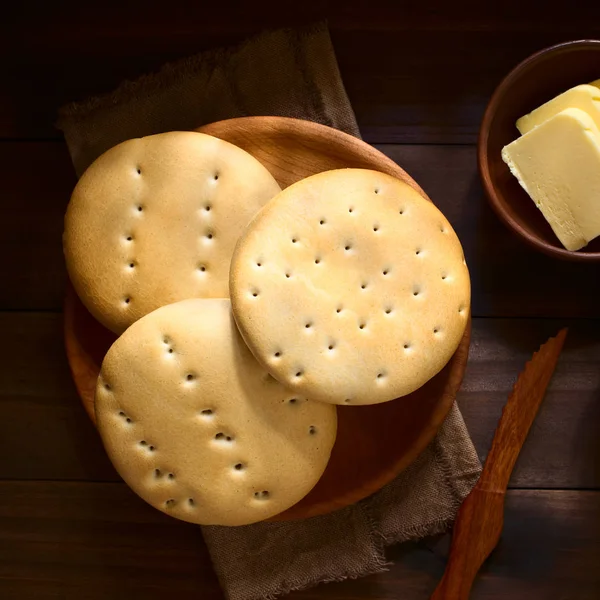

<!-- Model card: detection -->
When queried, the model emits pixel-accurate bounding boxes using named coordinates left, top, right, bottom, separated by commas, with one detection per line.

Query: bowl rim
left=478, top=39, right=600, bottom=262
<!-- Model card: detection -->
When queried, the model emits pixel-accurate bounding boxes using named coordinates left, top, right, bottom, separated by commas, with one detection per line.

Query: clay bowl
left=64, top=116, right=471, bottom=521
left=479, top=39, right=600, bottom=261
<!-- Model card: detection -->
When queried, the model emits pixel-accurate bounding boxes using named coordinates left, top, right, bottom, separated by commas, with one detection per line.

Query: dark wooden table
left=3, top=3, right=600, bottom=599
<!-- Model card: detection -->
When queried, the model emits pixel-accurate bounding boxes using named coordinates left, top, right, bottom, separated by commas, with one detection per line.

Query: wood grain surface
left=0, top=483, right=598, bottom=599
left=3, top=2, right=600, bottom=598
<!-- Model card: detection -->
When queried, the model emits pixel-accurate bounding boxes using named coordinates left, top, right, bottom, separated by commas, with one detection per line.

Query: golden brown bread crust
left=230, top=169, right=470, bottom=405
left=95, top=298, right=337, bottom=526
left=64, top=131, right=281, bottom=333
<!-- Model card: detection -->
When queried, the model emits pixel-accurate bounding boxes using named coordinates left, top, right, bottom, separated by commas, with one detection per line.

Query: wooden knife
left=430, top=328, right=568, bottom=600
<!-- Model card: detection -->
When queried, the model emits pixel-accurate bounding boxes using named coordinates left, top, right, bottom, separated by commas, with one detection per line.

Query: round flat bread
left=64, top=131, right=281, bottom=333
left=95, top=298, right=337, bottom=526
left=230, top=169, right=470, bottom=406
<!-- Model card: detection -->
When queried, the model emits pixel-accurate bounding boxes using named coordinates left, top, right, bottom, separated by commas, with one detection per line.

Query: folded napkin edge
left=55, top=20, right=330, bottom=129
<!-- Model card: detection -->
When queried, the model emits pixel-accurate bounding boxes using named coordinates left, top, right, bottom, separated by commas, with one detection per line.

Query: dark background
left=1, top=2, right=600, bottom=598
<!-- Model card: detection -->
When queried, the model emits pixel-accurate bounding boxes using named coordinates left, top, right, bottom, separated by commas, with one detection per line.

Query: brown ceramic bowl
left=479, top=39, right=600, bottom=261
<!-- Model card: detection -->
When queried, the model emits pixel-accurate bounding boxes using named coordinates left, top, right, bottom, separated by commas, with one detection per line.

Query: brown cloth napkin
left=58, top=22, right=482, bottom=600
left=59, top=22, right=360, bottom=176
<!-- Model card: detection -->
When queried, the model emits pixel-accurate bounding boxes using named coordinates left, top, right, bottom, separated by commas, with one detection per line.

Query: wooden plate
left=64, top=116, right=471, bottom=521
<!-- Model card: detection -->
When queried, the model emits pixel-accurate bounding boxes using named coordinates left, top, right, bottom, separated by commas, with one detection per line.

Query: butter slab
left=502, top=107, right=600, bottom=251
left=516, top=84, right=600, bottom=135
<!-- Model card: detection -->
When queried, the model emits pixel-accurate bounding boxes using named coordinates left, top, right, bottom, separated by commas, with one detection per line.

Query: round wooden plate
left=64, top=116, right=471, bottom=521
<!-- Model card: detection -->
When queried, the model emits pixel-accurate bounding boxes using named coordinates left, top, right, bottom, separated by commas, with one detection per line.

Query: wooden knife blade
left=430, top=328, right=568, bottom=600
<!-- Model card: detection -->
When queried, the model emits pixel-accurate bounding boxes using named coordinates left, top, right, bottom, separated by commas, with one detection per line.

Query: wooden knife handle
left=431, top=329, right=566, bottom=600
left=430, top=485, right=505, bottom=600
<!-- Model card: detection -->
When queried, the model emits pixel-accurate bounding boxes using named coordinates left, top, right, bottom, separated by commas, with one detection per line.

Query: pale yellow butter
left=502, top=107, right=600, bottom=251
left=516, top=84, right=600, bottom=134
